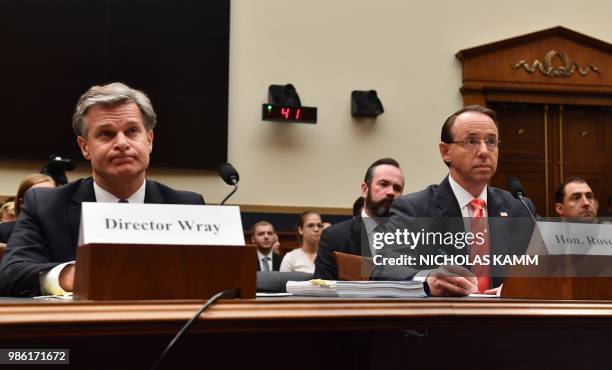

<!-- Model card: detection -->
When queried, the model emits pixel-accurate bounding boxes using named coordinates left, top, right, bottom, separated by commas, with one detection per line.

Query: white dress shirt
left=279, top=248, right=315, bottom=273
left=447, top=174, right=488, bottom=218
left=92, top=180, right=147, bottom=204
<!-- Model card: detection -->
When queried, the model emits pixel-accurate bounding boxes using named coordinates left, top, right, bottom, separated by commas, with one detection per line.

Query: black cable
left=151, top=289, right=239, bottom=370
left=220, top=183, right=238, bottom=205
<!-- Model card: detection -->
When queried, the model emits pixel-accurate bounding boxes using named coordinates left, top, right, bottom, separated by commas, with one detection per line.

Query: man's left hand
left=59, top=264, right=75, bottom=292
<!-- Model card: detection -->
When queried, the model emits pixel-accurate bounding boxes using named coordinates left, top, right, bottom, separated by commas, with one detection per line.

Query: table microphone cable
left=151, top=289, right=240, bottom=370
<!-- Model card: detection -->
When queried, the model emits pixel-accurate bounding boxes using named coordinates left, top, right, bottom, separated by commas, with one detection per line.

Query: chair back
left=333, top=251, right=373, bottom=281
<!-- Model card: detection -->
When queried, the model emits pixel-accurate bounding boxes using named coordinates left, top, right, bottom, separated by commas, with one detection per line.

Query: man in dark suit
left=0, top=82, right=205, bottom=297
left=252, top=221, right=283, bottom=271
left=372, top=105, right=536, bottom=296
left=314, top=158, right=405, bottom=280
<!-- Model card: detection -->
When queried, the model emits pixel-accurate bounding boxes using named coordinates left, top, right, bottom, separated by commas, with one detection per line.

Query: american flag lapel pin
left=500, top=211, right=508, bottom=217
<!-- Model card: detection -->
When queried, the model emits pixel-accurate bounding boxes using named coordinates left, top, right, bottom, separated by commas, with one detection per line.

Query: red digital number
left=295, top=108, right=301, bottom=120
left=280, top=107, right=290, bottom=119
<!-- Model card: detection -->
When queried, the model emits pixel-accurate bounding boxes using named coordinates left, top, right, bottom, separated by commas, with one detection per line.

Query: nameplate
left=78, top=203, right=245, bottom=246
left=527, top=221, right=612, bottom=256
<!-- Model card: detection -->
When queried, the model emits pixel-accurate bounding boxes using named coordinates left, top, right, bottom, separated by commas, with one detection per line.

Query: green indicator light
left=267, top=105, right=272, bottom=110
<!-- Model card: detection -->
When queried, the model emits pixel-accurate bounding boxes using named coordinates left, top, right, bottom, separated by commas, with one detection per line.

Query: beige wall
left=2, top=0, right=611, bottom=208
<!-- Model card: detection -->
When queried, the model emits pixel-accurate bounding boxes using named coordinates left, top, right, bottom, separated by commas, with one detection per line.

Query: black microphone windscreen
left=218, top=162, right=239, bottom=185
left=507, top=177, right=525, bottom=199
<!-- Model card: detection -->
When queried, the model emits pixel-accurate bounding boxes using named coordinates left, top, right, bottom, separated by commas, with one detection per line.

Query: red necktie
left=468, top=198, right=490, bottom=293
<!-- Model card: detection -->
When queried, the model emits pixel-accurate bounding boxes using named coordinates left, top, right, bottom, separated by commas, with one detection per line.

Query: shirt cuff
left=412, top=269, right=433, bottom=282
left=39, top=261, right=75, bottom=296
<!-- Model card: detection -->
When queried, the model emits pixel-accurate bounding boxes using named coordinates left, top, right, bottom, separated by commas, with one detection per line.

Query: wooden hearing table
left=0, top=297, right=611, bottom=369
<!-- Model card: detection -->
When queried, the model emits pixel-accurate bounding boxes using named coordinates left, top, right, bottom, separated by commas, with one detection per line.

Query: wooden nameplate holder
left=501, top=221, right=612, bottom=300
left=502, top=255, right=612, bottom=300
left=74, top=243, right=256, bottom=300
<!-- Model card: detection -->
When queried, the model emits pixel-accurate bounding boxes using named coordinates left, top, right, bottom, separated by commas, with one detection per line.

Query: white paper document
left=286, top=280, right=426, bottom=298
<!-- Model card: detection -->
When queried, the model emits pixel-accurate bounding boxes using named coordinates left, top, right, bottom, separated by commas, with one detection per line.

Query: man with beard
left=314, top=158, right=404, bottom=280
left=554, top=177, right=599, bottom=221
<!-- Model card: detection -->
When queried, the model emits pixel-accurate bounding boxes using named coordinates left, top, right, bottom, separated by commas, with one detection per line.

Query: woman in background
left=0, top=201, right=16, bottom=223
left=280, top=211, right=322, bottom=273
left=0, top=174, right=56, bottom=243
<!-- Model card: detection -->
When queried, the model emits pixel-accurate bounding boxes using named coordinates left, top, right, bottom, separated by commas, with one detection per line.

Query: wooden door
left=489, top=102, right=612, bottom=217
left=560, top=105, right=612, bottom=217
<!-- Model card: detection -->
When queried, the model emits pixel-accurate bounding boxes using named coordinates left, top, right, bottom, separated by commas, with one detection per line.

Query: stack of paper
left=286, top=279, right=426, bottom=298
left=285, top=280, right=338, bottom=297
left=336, top=280, right=426, bottom=298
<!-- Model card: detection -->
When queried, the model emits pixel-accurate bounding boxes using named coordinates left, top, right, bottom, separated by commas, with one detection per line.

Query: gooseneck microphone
left=507, top=177, right=537, bottom=223
left=218, top=162, right=239, bottom=205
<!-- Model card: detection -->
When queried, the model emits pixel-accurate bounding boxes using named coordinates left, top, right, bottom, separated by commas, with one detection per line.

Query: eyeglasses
left=304, top=223, right=324, bottom=229
left=448, top=137, right=500, bottom=151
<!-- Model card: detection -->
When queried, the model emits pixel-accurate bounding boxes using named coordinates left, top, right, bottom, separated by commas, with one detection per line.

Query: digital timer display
left=261, top=104, right=317, bottom=124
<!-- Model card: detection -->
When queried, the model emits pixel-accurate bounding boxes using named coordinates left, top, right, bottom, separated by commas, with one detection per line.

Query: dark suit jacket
left=0, top=222, right=15, bottom=244
left=0, top=177, right=205, bottom=297
left=314, top=216, right=371, bottom=280
left=256, top=252, right=283, bottom=271
left=372, top=176, right=536, bottom=288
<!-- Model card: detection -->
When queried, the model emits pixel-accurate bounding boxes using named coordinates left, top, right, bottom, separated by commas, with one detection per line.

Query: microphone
left=507, top=177, right=537, bottom=223
left=218, top=162, right=239, bottom=185
left=41, top=155, right=76, bottom=186
left=218, top=162, right=239, bottom=205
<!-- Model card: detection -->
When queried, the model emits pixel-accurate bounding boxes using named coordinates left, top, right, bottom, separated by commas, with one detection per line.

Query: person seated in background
left=252, top=221, right=283, bottom=271
left=16, top=174, right=57, bottom=214
left=0, top=201, right=16, bottom=223
left=314, top=158, right=405, bottom=280
left=0, top=174, right=56, bottom=243
left=0, top=82, right=205, bottom=297
left=554, top=177, right=599, bottom=222
left=280, top=211, right=322, bottom=273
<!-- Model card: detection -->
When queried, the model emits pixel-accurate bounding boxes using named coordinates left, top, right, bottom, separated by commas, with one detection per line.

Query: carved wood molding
left=512, top=50, right=600, bottom=77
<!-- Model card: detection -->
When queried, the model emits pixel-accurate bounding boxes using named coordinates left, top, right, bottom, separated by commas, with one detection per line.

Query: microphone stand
left=516, top=192, right=537, bottom=223
left=220, top=182, right=238, bottom=205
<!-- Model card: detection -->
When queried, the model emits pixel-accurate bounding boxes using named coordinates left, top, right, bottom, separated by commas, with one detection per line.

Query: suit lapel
left=486, top=189, right=509, bottom=256
left=486, top=188, right=507, bottom=218
left=144, top=180, right=164, bottom=204
left=68, top=178, right=96, bottom=247
left=433, top=177, right=464, bottom=251
left=433, top=177, right=463, bottom=218
left=486, top=188, right=513, bottom=286
left=351, top=217, right=370, bottom=257
left=272, top=253, right=282, bottom=270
